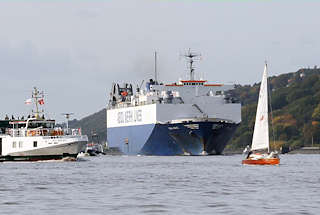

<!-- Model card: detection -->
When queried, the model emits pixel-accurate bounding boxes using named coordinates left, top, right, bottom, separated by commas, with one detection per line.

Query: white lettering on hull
left=107, top=104, right=157, bottom=128
left=117, top=110, right=142, bottom=124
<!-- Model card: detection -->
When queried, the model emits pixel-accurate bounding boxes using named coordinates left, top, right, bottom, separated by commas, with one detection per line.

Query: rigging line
left=267, top=75, right=276, bottom=150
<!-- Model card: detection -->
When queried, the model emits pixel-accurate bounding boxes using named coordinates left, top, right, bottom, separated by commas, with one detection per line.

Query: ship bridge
left=165, top=80, right=224, bottom=87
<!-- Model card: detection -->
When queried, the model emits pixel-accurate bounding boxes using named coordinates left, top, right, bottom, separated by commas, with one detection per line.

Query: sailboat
left=242, top=63, right=280, bottom=165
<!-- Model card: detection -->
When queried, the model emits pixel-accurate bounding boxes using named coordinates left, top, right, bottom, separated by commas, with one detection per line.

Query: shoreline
left=223, top=147, right=320, bottom=155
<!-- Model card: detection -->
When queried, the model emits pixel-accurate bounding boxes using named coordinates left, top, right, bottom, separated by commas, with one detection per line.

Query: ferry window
left=12, top=141, right=17, bottom=148
left=216, top=91, right=222, bottom=95
left=19, top=141, right=23, bottom=148
left=33, top=141, right=37, bottom=147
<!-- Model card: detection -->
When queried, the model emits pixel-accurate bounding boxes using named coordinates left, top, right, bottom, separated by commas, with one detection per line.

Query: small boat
left=82, top=133, right=106, bottom=156
left=242, top=63, right=280, bottom=165
left=0, top=87, right=88, bottom=162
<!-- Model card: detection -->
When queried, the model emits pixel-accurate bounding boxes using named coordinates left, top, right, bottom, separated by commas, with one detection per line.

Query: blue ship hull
left=107, top=121, right=238, bottom=155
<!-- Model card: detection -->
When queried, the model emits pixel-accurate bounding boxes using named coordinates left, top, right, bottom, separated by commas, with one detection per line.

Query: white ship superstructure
left=107, top=51, right=241, bottom=155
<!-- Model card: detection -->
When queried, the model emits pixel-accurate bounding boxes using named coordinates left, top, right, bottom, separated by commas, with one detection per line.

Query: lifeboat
left=27, top=130, right=37, bottom=136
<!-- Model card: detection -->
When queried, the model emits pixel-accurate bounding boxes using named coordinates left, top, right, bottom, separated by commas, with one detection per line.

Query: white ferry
left=0, top=87, right=88, bottom=161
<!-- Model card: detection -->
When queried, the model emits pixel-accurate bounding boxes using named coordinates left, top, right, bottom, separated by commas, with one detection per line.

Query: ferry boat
left=106, top=51, right=241, bottom=155
left=0, top=87, right=88, bottom=162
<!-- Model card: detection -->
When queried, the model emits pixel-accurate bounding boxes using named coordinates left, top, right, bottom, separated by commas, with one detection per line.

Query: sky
left=0, top=0, right=320, bottom=122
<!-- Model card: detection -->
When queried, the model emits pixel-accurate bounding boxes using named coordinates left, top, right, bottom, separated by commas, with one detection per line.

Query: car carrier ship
left=107, top=51, right=241, bottom=155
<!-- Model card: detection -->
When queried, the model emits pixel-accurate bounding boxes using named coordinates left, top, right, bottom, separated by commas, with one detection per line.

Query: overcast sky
left=1, top=0, right=319, bottom=122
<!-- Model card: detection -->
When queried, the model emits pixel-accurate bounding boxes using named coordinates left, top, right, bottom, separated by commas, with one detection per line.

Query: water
left=1, top=154, right=319, bottom=215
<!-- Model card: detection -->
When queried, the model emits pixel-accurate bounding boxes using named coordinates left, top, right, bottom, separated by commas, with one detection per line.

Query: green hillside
left=228, top=67, right=320, bottom=150
left=68, top=108, right=107, bottom=142
left=70, top=67, right=320, bottom=150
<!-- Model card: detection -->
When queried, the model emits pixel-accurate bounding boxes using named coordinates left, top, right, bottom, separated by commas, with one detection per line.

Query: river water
left=0, top=154, right=319, bottom=215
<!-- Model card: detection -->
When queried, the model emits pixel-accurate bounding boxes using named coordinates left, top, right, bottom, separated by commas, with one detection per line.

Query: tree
left=312, top=104, right=320, bottom=121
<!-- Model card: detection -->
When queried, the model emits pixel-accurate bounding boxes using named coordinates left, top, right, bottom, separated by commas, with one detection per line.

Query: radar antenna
left=32, top=87, right=44, bottom=119
left=182, top=49, right=201, bottom=80
left=61, top=113, right=74, bottom=132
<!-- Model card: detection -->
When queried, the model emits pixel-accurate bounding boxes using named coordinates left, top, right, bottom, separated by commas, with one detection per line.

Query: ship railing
left=63, top=128, right=82, bottom=136
left=4, top=127, right=83, bottom=137
left=109, top=99, right=186, bottom=110
left=6, top=128, right=27, bottom=137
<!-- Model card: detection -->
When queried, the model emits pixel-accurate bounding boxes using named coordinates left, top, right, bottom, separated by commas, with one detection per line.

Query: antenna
left=61, top=113, right=74, bottom=133
left=182, top=49, right=201, bottom=80
left=154, top=51, right=158, bottom=84
left=32, top=87, right=44, bottom=119
left=139, top=80, right=144, bottom=89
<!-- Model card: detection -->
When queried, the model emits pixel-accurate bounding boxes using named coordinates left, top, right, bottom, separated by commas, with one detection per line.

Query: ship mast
left=62, top=113, right=74, bottom=134
left=32, top=87, right=44, bottom=119
left=154, top=51, right=158, bottom=84
left=183, top=49, right=201, bottom=80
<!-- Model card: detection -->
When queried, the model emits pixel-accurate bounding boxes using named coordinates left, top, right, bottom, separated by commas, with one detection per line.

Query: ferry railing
left=5, top=127, right=83, bottom=137
left=63, top=128, right=82, bottom=136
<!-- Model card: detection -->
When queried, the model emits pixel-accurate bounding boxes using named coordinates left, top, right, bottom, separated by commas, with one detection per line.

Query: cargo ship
left=106, top=51, right=241, bottom=155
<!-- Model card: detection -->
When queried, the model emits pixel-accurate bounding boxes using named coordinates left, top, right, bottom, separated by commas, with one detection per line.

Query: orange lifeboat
left=121, top=91, right=128, bottom=96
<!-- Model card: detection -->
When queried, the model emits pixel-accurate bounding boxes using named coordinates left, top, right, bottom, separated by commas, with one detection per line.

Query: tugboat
left=0, top=87, right=88, bottom=162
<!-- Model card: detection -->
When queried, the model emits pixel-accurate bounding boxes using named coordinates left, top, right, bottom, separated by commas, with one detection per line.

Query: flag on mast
left=38, top=99, right=44, bottom=105
left=25, top=98, right=32, bottom=105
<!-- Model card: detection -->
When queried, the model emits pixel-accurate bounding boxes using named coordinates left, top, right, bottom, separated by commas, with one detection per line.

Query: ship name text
left=117, top=110, right=142, bottom=124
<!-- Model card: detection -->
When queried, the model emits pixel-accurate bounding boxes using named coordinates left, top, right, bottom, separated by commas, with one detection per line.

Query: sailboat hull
left=242, top=158, right=280, bottom=165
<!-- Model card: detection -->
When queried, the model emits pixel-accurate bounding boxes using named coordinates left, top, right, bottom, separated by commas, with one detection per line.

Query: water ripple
left=0, top=154, right=319, bottom=214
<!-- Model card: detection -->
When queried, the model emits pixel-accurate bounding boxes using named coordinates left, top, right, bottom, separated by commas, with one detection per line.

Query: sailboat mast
left=265, top=62, right=270, bottom=154
left=266, top=62, right=276, bottom=153
left=251, top=62, right=270, bottom=152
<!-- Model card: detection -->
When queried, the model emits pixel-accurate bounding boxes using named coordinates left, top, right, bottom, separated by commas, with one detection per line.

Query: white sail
left=251, top=63, right=269, bottom=151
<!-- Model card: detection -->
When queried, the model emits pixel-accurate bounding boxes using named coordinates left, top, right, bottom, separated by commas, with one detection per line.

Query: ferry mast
left=32, top=87, right=44, bottom=119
